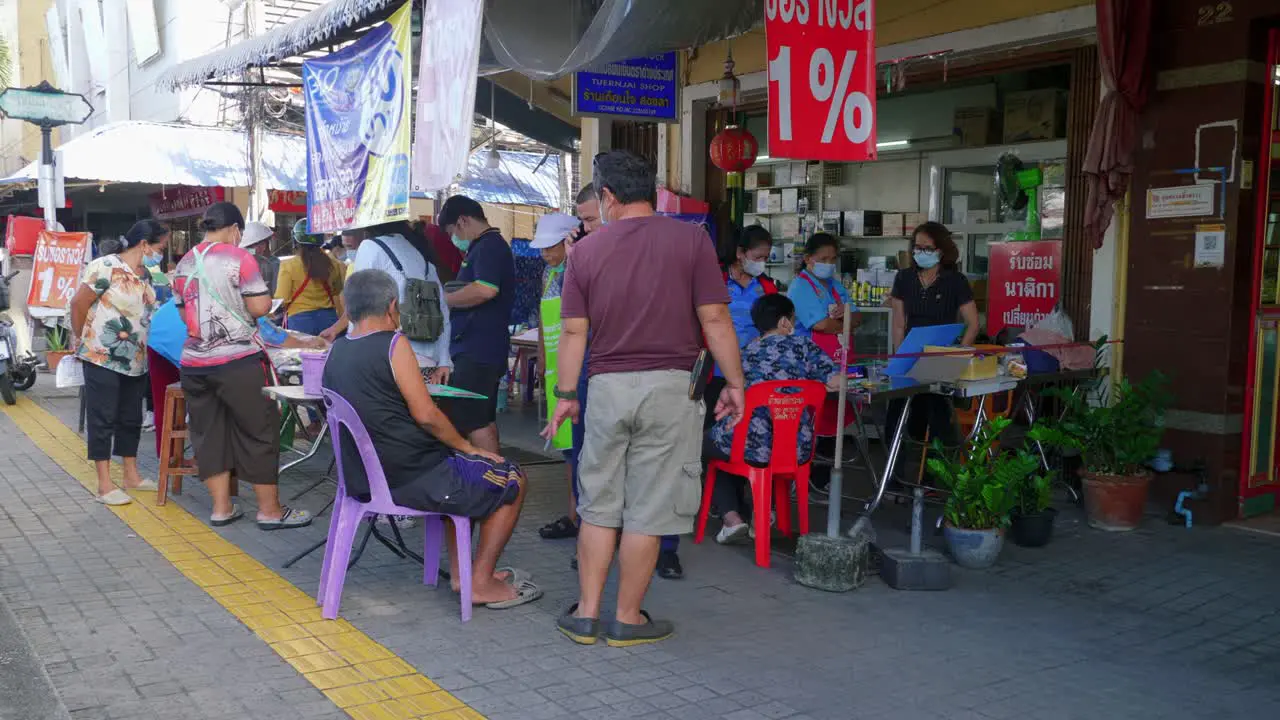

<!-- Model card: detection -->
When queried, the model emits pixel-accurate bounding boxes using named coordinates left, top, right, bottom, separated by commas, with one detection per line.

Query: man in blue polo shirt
left=438, top=195, right=516, bottom=454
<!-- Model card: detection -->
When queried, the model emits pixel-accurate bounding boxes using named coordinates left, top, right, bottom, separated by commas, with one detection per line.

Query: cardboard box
left=766, top=192, right=782, bottom=214
left=781, top=188, right=800, bottom=213
left=1003, top=89, right=1066, bottom=143
left=953, top=106, right=996, bottom=147
left=792, top=162, right=809, bottom=185
left=881, top=213, right=906, bottom=237
left=744, top=169, right=771, bottom=190
left=755, top=191, right=771, bottom=214
left=772, top=164, right=792, bottom=186
left=903, top=212, right=927, bottom=233
left=843, top=210, right=882, bottom=236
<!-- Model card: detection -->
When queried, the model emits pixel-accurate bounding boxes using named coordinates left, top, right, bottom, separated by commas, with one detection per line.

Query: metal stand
left=281, top=514, right=432, bottom=571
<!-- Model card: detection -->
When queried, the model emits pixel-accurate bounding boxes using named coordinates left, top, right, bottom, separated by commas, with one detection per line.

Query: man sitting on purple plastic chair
left=322, top=269, right=542, bottom=609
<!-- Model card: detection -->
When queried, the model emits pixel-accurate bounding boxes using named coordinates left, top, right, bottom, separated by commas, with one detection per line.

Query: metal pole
left=40, top=126, right=56, bottom=230
left=825, top=304, right=854, bottom=538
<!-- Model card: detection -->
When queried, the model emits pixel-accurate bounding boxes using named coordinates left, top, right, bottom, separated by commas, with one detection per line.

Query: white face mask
left=742, top=259, right=766, bottom=277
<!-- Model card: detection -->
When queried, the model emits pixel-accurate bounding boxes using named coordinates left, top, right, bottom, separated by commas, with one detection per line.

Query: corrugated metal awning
left=0, top=121, right=306, bottom=191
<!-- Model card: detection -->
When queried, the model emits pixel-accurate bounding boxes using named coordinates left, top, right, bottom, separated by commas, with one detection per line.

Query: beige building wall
left=0, top=0, right=59, bottom=175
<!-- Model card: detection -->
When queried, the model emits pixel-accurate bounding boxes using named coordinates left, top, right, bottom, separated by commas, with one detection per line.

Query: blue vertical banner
left=573, top=52, right=679, bottom=122
left=303, top=2, right=412, bottom=233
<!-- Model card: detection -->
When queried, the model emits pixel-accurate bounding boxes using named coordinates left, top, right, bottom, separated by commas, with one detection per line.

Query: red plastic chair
left=694, top=380, right=828, bottom=568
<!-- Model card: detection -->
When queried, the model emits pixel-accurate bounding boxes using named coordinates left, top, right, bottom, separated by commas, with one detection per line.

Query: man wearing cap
left=241, top=222, right=280, bottom=297
left=437, top=195, right=515, bottom=454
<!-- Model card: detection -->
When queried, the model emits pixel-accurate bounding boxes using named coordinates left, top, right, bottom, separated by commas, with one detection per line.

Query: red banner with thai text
left=149, top=186, right=225, bottom=221
left=987, top=241, right=1063, bottom=337
left=765, top=0, right=877, bottom=162
left=268, top=190, right=307, bottom=214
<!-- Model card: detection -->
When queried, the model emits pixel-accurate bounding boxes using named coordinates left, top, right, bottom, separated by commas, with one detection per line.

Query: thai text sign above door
left=987, top=241, right=1063, bottom=337
left=573, top=53, right=679, bottom=122
left=765, top=0, right=877, bottom=162
left=304, top=2, right=412, bottom=233
left=149, top=186, right=226, bottom=221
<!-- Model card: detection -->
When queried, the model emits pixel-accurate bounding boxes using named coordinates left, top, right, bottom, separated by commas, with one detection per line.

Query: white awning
left=0, top=121, right=305, bottom=191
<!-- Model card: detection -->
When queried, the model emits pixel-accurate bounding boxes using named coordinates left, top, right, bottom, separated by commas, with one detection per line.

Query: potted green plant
left=1040, top=372, right=1171, bottom=531
left=44, top=326, right=71, bottom=371
left=1010, top=430, right=1057, bottom=547
left=927, top=417, right=1039, bottom=569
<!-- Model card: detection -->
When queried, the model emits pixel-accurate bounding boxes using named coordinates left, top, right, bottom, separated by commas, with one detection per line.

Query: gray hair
left=344, top=269, right=399, bottom=322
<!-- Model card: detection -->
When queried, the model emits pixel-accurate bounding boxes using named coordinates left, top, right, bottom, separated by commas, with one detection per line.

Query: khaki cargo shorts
left=577, top=370, right=705, bottom=536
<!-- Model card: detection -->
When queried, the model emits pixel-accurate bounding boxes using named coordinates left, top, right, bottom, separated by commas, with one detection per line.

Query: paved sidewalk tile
left=5, top=384, right=1280, bottom=720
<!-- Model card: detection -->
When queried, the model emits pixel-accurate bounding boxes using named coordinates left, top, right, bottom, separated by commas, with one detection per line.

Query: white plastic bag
left=55, top=356, right=84, bottom=388
left=1031, top=304, right=1074, bottom=341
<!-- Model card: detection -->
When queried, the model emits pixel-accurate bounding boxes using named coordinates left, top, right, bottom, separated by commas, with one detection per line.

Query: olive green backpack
left=368, top=238, right=444, bottom=342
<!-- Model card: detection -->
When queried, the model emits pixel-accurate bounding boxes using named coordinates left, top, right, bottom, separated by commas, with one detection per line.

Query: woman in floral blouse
left=70, top=219, right=168, bottom=505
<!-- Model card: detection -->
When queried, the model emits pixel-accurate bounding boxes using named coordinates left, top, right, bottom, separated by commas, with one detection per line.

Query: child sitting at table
left=705, top=294, right=841, bottom=544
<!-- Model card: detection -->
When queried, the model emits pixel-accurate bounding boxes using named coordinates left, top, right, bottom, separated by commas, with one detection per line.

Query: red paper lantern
left=709, top=125, right=758, bottom=173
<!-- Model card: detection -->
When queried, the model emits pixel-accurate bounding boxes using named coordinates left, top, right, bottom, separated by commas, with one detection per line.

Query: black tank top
left=321, top=330, right=449, bottom=499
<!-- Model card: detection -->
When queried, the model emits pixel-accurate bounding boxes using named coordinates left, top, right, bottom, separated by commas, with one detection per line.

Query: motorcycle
left=0, top=270, right=40, bottom=405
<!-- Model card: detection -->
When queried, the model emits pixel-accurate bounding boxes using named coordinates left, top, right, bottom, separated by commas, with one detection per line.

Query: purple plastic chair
left=317, top=389, right=474, bottom=622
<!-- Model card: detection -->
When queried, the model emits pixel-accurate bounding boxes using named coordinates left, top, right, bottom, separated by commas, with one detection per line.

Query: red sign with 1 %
left=765, top=0, right=877, bottom=162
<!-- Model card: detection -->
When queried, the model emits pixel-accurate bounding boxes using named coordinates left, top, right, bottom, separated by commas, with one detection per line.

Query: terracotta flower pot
left=1081, top=471, right=1150, bottom=531
left=45, top=350, right=71, bottom=372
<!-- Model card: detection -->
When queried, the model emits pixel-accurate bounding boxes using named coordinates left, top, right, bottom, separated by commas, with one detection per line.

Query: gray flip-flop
left=496, top=567, right=531, bottom=585
left=484, top=578, right=543, bottom=610
left=210, top=505, right=244, bottom=527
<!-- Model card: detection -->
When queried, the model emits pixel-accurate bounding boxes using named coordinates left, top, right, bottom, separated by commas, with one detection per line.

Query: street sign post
left=0, top=81, right=93, bottom=230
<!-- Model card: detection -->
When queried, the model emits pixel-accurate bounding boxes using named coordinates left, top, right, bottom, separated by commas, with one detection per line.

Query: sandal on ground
left=496, top=567, right=532, bottom=585
left=484, top=578, right=543, bottom=610
left=211, top=505, right=244, bottom=527
left=605, top=610, right=674, bottom=648
left=557, top=603, right=599, bottom=645
left=127, top=479, right=158, bottom=492
left=538, top=515, right=579, bottom=540
left=257, top=507, right=313, bottom=531
left=95, top=489, right=133, bottom=506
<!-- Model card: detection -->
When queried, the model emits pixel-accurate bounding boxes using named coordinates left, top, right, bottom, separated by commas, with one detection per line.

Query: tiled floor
left=3, top=379, right=1280, bottom=719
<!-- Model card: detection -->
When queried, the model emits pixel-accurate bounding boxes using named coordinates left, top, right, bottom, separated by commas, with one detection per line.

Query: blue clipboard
left=886, top=323, right=965, bottom=377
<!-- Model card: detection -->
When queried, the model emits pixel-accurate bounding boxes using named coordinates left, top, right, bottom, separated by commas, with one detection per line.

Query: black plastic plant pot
left=1011, top=508, right=1057, bottom=548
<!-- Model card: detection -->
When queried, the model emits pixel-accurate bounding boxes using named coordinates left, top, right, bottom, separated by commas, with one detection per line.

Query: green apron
left=540, top=271, right=573, bottom=450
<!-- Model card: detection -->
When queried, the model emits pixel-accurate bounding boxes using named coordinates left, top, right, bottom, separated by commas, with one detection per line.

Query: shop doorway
left=1241, top=29, right=1280, bottom=517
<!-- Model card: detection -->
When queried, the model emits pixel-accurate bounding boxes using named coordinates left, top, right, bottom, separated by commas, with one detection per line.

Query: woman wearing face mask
left=886, top=222, right=980, bottom=454
left=171, top=202, right=311, bottom=530
left=787, top=233, right=860, bottom=358
left=69, top=219, right=168, bottom=505
left=889, top=222, right=979, bottom=349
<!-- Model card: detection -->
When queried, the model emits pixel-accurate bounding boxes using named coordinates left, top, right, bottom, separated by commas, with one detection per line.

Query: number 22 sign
left=766, top=0, right=877, bottom=162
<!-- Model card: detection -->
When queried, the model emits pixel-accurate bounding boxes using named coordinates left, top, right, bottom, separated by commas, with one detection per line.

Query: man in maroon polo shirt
left=545, top=150, right=746, bottom=647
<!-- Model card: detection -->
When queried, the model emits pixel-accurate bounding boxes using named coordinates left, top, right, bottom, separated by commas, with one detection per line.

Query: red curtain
left=1083, top=0, right=1153, bottom=249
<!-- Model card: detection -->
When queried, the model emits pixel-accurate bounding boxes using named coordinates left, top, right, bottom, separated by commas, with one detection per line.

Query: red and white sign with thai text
left=149, top=186, right=225, bottom=221
left=27, top=230, right=92, bottom=311
left=765, top=0, right=877, bottom=162
left=268, top=190, right=307, bottom=214
left=987, top=241, right=1063, bottom=337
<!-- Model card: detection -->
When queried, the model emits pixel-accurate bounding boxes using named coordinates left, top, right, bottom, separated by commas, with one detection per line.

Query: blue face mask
left=812, top=262, right=837, bottom=280
left=913, top=250, right=940, bottom=269
left=143, top=252, right=163, bottom=267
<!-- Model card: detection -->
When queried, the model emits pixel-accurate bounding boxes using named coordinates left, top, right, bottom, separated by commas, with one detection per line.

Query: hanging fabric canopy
left=1082, top=0, right=1153, bottom=249
left=159, top=0, right=762, bottom=88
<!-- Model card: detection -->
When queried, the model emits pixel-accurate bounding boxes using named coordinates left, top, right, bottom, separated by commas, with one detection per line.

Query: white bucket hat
left=530, top=213, right=579, bottom=250
left=239, top=221, right=274, bottom=249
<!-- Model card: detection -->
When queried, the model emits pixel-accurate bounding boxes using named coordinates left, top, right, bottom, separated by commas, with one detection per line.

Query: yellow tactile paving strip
left=2, top=397, right=484, bottom=720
